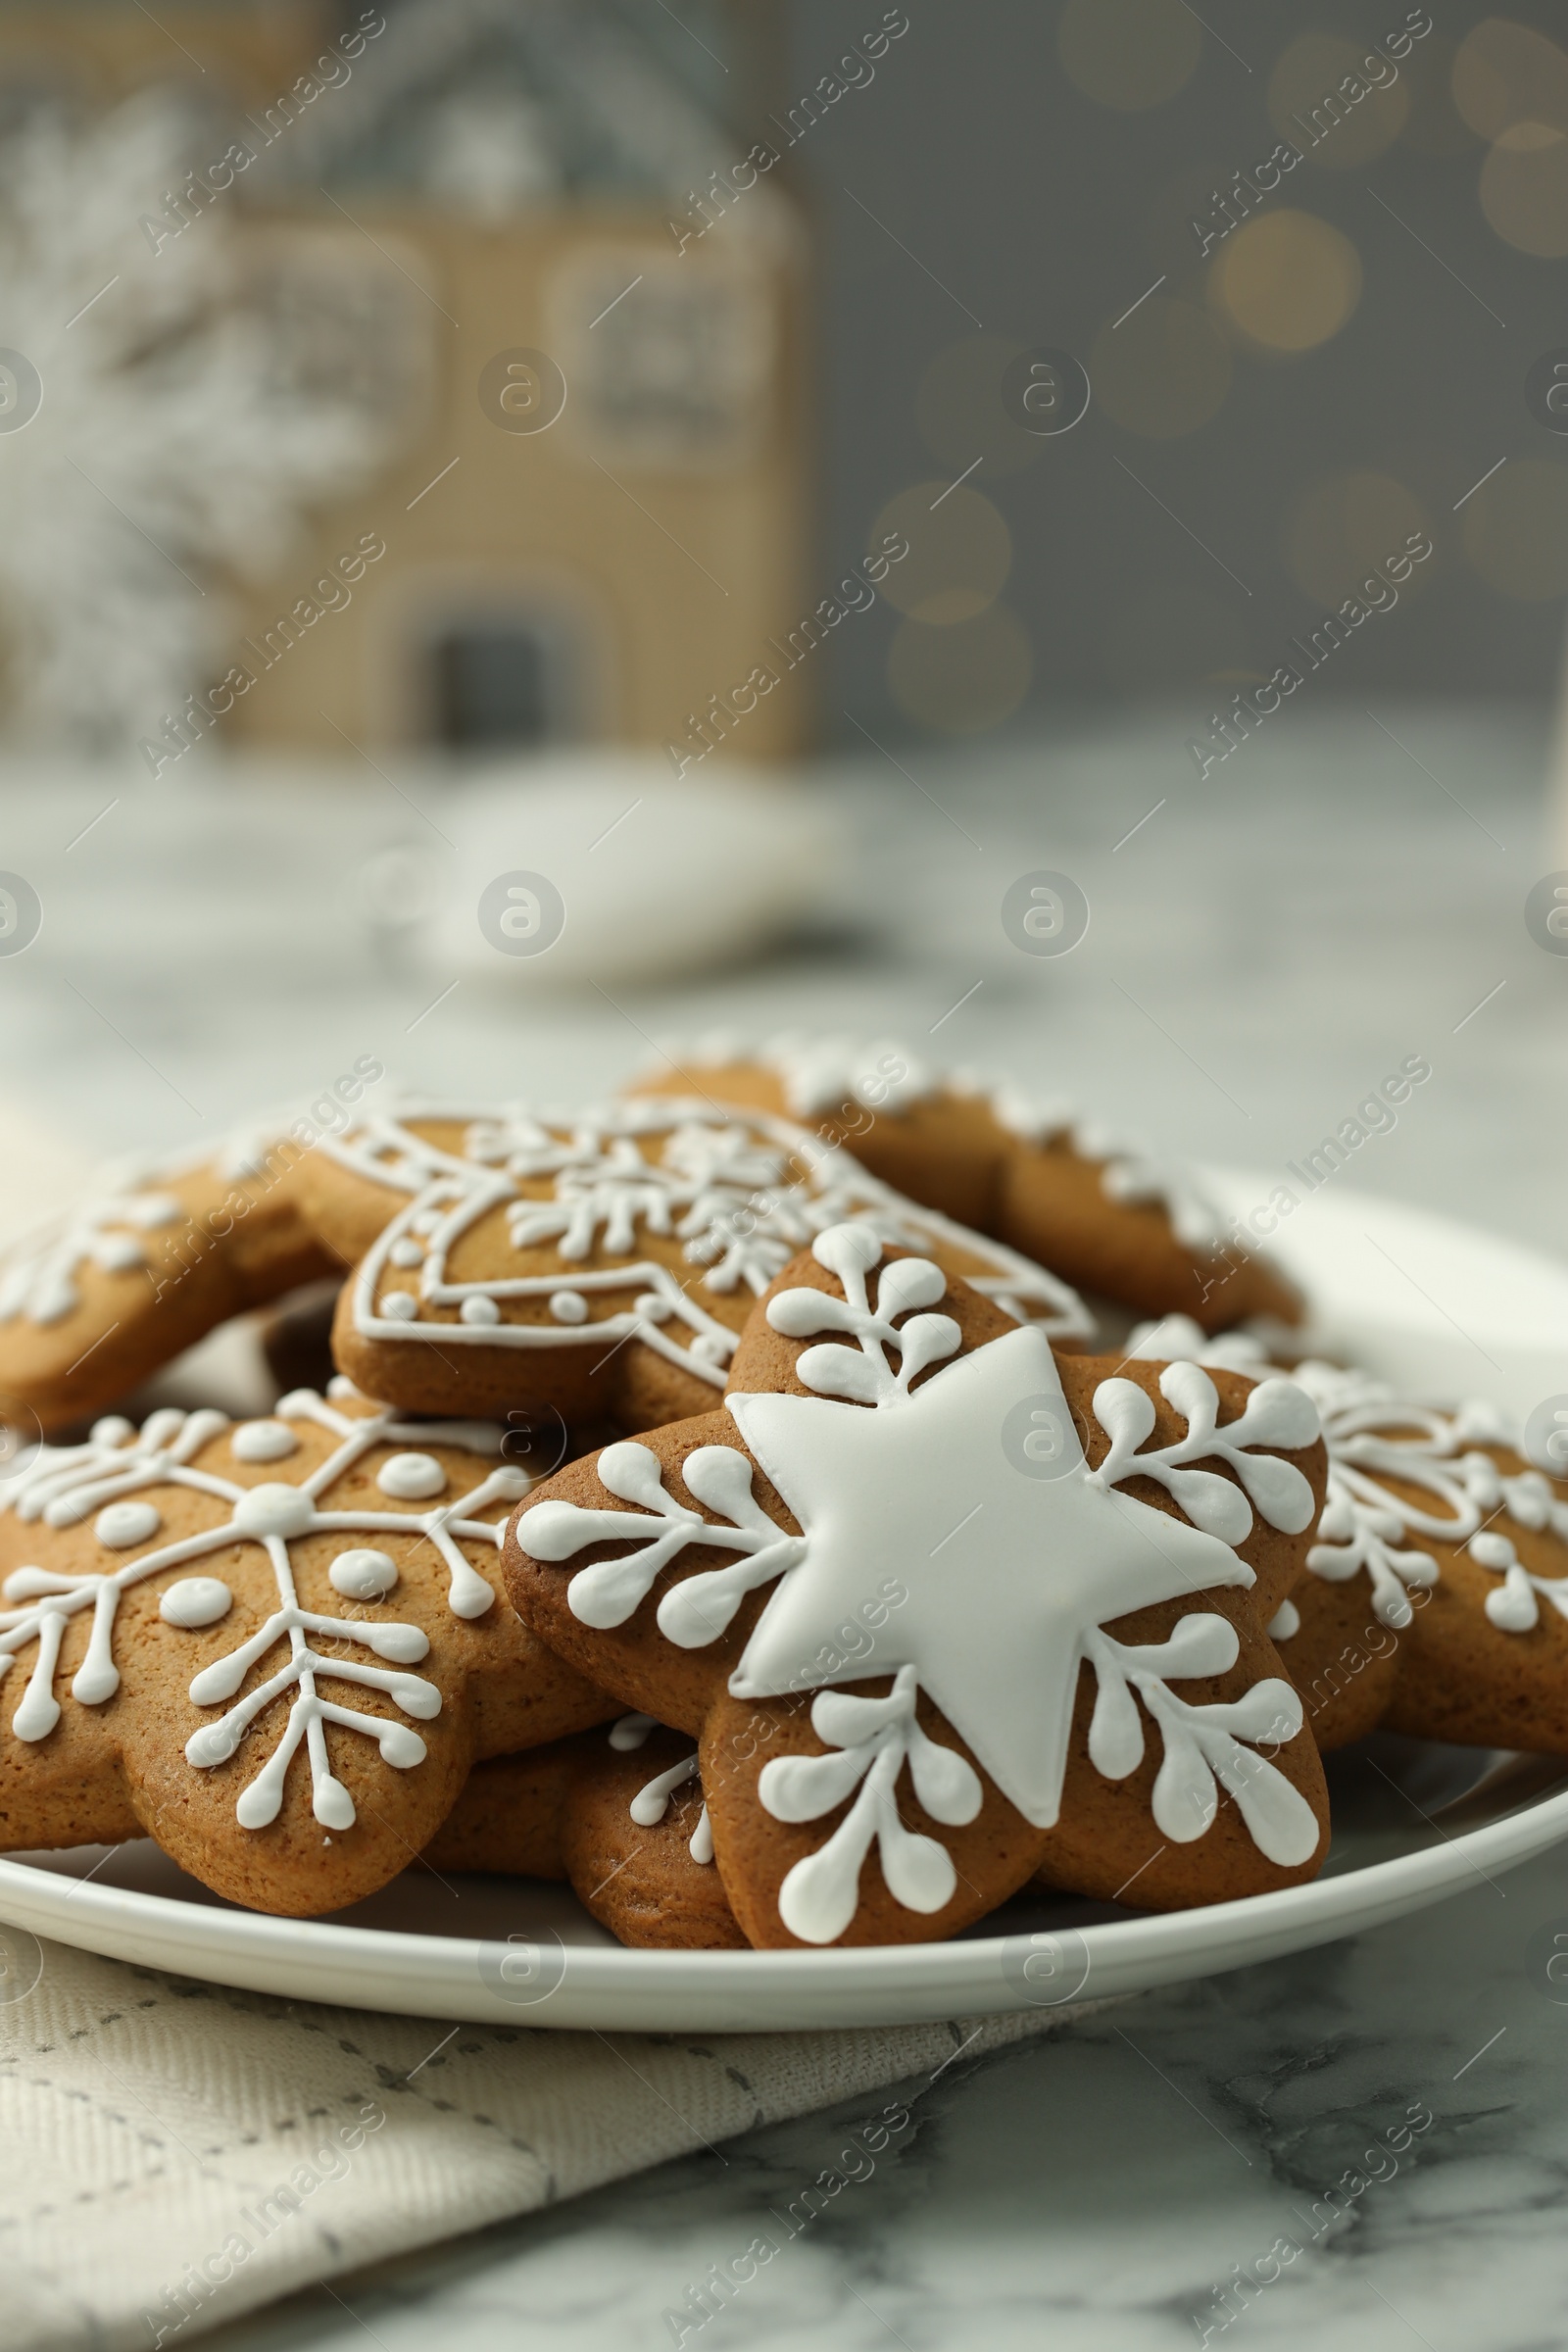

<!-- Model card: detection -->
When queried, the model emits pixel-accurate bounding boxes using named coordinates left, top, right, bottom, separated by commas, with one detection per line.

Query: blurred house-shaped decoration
left=0, top=0, right=809, bottom=766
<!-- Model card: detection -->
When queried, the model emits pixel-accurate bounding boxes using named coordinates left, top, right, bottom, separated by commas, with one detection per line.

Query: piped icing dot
left=460, top=1295, right=502, bottom=1326
left=381, top=1291, right=419, bottom=1321
left=376, top=1451, right=446, bottom=1500
left=390, top=1239, right=424, bottom=1268
left=160, top=1576, right=233, bottom=1629
left=329, top=1547, right=399, bottom=1599
left=94, top=1500, right=162, bottom=1549
left=412, top=1209, right=441, bottom=1237
left=549, top=1290, right=589, bottom=1325
left=230, top=1419, right=299, bottom=1464
left=632, top=1293, right=672, bottom=1323
left=89, top=1416, right=136, bottom=1447
left=231, top=1483, right=316, bottom=1539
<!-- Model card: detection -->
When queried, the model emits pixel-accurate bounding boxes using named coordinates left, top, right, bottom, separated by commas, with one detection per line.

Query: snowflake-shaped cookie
left=0, top=1384, right=612, bottom=1912
left=505, top=1225, right=1329, bottom=1947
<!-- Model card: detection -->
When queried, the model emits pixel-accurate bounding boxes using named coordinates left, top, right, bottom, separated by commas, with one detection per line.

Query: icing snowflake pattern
left=523, top=1223, right=1323, bottom=1941
left=1129, top=1319, right=1568, bottom=1634
left=0, top=1393, right=528, bottom=1831
left=345, top=1098, right=1092, bottom=1381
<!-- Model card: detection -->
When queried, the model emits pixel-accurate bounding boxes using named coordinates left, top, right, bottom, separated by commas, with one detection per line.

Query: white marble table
left=2, top=703, right=1564, bottom=2352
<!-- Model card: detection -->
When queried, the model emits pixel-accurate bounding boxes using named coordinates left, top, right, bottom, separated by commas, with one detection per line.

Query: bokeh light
left=1090, top=298, right=1231, bottom=438
left=1210, top=212, right=1361, bottom=353
left=1451, top=18, right=1568, bottom=138
left=1267, top=33, right=1408, bottom=169
left=870, top=484, right=1011, bottom=626
left=1461, top=458, right=1568, bottom=598
left=915, top=337, right=1045, bottom=479
left=1480, top=122, right=1568, bottom=256
left=1283, top=471, right=1434, bottom=609
left=887, top=605, right=1033, bottom=733
left=1057, top=0, right=1200, bottom=112
left=1398, top=36, right=1481, bottom=157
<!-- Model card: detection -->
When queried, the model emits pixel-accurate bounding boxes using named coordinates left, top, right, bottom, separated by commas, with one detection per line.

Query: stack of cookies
left=0, top=1041, right=1555, bottom=1952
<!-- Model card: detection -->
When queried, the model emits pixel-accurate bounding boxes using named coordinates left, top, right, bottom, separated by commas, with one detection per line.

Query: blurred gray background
left=774, top=0, right=1568, bottom=741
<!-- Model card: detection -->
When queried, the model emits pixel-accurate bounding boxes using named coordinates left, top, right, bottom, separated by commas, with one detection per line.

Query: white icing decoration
left=0, top=1396, right=524, bottom=1825
left=376, top=1452, right=447, bottom=1500
left=1127, top=1317, right=1568, bottom=1638
left=0, top=1185, right=185, bottom=1327
left=609, top=1710, right=657, bottom=1749
left=160, top=1577, right=233, bottom=1629
left=522, top=1223, right=1323, bottom=1939
left=629, top=1751, right=699, bottom=1824
left=344, top=1100, right=1091, bottom=1380
left=1267, top=1597, right=1301, bottom=1641
left=625, top=1746, right=715, bottom=1869
left=390, top=1239, right=424, bottom=1268
left=329, top=1548, right=399, bottom=1601
left=231, top=1420, right=300, bottom=1465
left=94, top=1500, right=162, bottom=1549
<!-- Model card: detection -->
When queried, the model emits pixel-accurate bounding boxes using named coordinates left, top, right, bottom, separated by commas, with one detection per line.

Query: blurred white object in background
left=426, top=753, right=842, bottom=986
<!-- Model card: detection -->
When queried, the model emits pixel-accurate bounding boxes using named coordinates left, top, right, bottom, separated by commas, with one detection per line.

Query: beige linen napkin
left=2, top=1934, right=1098, bottom=2350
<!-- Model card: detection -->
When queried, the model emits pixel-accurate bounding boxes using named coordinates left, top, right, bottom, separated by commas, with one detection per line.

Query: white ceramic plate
left=2, top=1181, right=1566, bottom=2032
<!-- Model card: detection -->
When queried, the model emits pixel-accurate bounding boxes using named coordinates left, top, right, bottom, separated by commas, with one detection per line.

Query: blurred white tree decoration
left=0, top=93, right=374, bottom=749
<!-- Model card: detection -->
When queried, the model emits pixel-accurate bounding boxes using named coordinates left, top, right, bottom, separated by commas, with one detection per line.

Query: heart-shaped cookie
left=297, top=1096, right=1091, bottom=1429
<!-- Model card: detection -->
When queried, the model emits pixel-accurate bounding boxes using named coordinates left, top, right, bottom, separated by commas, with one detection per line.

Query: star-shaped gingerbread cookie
left=504, top=1223, right=1330, bottom=1948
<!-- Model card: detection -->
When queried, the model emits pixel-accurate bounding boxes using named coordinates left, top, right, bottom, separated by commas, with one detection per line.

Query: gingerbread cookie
left=416, top=1713, right=746, bottom=1947
left=299, top=1096, right=1090, bottom=1429
left=0, top=1125, right=336, bottom=1439
left=505, top=1223, right=1329, bottom=1948
left=0, top=1382, right=613, bottom=1913
left=419, top=1738, right=580, bottom=1879
left=1129, top=1318, right=1568, bottom=1754
left=627, top=1034, right=1301, bottom=1335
